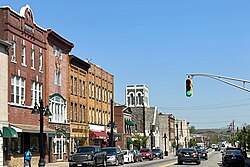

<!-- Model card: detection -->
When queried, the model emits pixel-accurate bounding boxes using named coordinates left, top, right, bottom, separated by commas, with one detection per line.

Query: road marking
left=158, top=161, right=176, bottom=167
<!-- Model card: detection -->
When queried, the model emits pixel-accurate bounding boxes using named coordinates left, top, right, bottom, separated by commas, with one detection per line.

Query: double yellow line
left=158, top=161, right=176, bottom=167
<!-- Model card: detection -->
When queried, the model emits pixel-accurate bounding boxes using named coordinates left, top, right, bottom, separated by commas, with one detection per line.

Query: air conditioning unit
left=21, top=100, right=25, bottom=105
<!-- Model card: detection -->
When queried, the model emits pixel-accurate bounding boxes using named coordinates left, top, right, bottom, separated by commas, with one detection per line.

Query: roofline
left=47, top=29, right=74, bottom=49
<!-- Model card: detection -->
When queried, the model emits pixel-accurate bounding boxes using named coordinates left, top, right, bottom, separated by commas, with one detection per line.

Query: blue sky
left=2, top=0, right=250, bottom=129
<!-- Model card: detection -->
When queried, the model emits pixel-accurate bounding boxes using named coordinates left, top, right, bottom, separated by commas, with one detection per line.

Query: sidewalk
left=46, top=162, right=69, bottom=167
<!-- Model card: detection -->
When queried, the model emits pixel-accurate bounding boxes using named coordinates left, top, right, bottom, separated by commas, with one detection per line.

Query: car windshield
left=140, top=149, right=150, bottom=152
left=226, top=150, right=242, bottom=155
left=181, top=149, right=196, bottom=153
left=152, top=149, right=161, bottom=152
left=102, top=148, right=116, bottom=155
left=77, top=147, right=95, bottom=153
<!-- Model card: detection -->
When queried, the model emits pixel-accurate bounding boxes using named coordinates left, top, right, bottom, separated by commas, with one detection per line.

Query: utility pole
left=108, top=99, right=115, bottom=147
left=143, top=100, right=146, bottom=137
left=176, top=123, right=179, bottom=152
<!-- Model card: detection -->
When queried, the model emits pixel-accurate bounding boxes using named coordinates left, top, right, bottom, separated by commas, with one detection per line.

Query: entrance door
left=3, top=138, right=8, bottom=166
left=56, top=139, right=63, bottom=160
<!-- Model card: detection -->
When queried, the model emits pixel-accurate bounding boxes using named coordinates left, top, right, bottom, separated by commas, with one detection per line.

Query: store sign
left=89, top=124, right=104, bottom=131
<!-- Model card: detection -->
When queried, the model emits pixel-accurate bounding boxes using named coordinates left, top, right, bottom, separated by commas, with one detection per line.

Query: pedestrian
left=24, top=148, right=32, bottom=167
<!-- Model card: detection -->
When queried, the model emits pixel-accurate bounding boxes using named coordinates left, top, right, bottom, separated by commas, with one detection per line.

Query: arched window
left=129, top=93, right=135, bottom=106
left=49, top=94, right=66, bottom=123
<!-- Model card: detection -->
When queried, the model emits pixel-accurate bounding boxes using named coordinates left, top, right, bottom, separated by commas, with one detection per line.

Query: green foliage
left=190, top=126, right=198, bottom=134
left=188, top=138, right=197, bottom=147
left=131, top=133, right=149, bottom=149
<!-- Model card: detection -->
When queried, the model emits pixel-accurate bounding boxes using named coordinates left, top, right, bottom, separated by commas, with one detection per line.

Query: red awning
left=92, top=131, right=109, bottom=139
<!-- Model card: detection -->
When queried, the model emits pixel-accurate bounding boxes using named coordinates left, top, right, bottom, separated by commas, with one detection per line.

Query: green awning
left=2, top=127, right=18, bottom=138
left=125, top=120, right=134, bottom=126
left=66, top=133, right=70, bottom=138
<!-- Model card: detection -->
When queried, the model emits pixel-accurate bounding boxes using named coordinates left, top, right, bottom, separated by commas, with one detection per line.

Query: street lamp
left=31, top=99, right=52, bottom=167
left=163, top=133, right=168, bottom=156
left=176, top=123, right=179, bottom=152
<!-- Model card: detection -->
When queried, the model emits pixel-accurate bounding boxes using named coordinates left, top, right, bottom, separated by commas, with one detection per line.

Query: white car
left=122, top=150, right=134, bottom=163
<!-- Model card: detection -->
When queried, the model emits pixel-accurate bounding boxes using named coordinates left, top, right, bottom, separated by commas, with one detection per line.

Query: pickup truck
left=68, top=146, right=107, bottom=167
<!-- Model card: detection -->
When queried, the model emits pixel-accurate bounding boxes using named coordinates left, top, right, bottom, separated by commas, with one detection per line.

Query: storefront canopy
left=125, top=120, right=134, bottom=126
left=92, top=131, right=109, bottom=139
left=2, top=127, right=18, bottom=138
left=11, top=124, right=54, bottom=133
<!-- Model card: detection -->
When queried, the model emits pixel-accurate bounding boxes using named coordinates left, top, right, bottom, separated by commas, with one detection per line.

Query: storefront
left=89, top=124, right=108, bottom=147
left=70, top=124, right=89, bottom=153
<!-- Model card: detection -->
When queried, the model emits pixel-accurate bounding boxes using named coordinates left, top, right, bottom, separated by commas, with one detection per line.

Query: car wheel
left=196, top=161, right=200, bottom=165
left=92, top=159, right=97, bottom=167
left=178, top=161, right=183, bottom=165
left=102, top=159, right=107, bottom=167
left=115, top=158, right=119, bottom=166
left=121, top=158, right=124, bottom=165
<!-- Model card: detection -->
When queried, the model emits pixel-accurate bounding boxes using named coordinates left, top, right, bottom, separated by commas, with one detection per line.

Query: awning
left=11, top=124, right=55, bottom=133
left=2, top=127, right=18, bottom=138
left=92, top=131, right=108, bottom=139
left=125, top=120, right=134, bottom=126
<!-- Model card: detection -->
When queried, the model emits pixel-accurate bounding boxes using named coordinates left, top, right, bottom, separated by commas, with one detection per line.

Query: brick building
left=68, top=55, right=90, bottom=152
left=167, top=114, right=176, bottom=153
left=87, top=62, right=114, bottom=146
left=114, top=105, right=134, bottom=150
left=0, top=5, right=54, bottom=166
left=45, top=29, right=74, bottom=162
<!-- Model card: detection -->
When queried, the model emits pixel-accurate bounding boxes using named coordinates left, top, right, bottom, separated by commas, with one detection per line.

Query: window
left=96, top=109, right=99, bottom=124
left=11, top=76, right=25, bottom=105
left=70, top=76, right=73, bottom=94
left=70, top=103, right=73, bottom=122
left=91, top=83, right=94, bottom=98
left=79, top=80, right=82, bottom=97
left=11, top=35, right=16, bottom=62
left=50, top=94, right=66, bottom=123
left=39, top=48, right=43, bottom=72
left=31, top=45, right=35, bottom=69
left=91, top=108, right=95, bottom=123
left=31, top=81, right=42, bottom=106
left=74, top=103, right=77, bottom=122
left=59, top=49, right=62, bottom=59
left=96, top=85, right=99, bottom=100
left=74, top=77, right=77, bottom=95
left=53, top=45, right=57, bottom=56
left=89, top=82, right=91, bottom=98
left=21, top=40, right=26, bottom=66
left=54, top=70, right=61, bottom=85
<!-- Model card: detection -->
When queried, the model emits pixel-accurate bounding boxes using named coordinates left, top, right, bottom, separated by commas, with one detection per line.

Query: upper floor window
left=59, top=49, right=62, bottom=59
left=54, top=70, right=61, bottom=86
left=74, top=103, right=77, bottom=122
left=91, top=83, right=94, bottom=98
left=49, top=94, right=67, bottom=124
left=31, top=81, right=42, bottom=106
left=53, top=45, right=57, bottom=56
left=31, top=45, right=35, bottom=69
left=11, top=35, right=16, bottom=62
left=74, top=77, right=77, bottom=95
left=39, top=48, right=43, bottom=72
left=11, top=75, right=25, bottom=105
left=21, top=40, right=26, bottom=66
left=70, top=76, right=73, bottom=94
left=89, top=82, right=92, bottom=98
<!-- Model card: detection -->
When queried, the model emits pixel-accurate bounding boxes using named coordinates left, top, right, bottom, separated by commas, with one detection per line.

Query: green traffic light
left=186, top=91, right=192, bottom=96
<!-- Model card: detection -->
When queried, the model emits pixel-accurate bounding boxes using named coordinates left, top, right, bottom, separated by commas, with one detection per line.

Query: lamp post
left=31, top=99, right=52, bottom=167
left=176, top=123, right=179, bottom=152
left=108, top=99, right=116, bottom=147
left=163, top=133, right=168, bottom=156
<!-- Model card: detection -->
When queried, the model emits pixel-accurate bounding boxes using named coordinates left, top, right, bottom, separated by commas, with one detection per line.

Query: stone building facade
left=175, top=119, right=190, bottom=149
left=87, top=63, right=114, bottom=146
left=158, top=113, right=170, bottom=154
left=126, top=85, right=149, bottom=107
left=114, top=105, right=134, bottom=150
left=68, top=55, right=90, bottom=153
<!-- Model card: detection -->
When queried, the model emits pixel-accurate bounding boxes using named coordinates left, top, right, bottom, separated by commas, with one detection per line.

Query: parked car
left=152, top=148, right=164, bottom=159
left=122, top=150, right=134, bottom=163
left=222, top=147, right=246, bottom=166
left=132, top=150, right=143, bottom=162
left=197, top=149, right=208, bottom=160
left=222, top=149, right=245, bottom=166
left=177, top=148, right=200, bottom=165
left=139, top=148, right=154, bottom=160
left=101, top=147, right=124, bottom=166
left=68, top=146, right=107, bottom=167
left=176, top=149, right=182, bottom=156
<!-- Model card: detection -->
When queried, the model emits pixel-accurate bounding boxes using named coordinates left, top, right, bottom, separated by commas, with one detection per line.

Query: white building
left=125, top=85, right=149, bottom=107
left=176, top=120, right=190, bottom=149
left=0, top=40, right=11, bottom=167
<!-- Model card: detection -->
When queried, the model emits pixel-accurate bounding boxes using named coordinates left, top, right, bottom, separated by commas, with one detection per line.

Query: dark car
left=68, top=146, right=107, bottom=167
left=176, top=149, right=181, bottom=156
left=222, top=147, right=246, bottom=166
left=177, top=148, right=200, bottom=165
left=152, top=148, right=164, bottom=159
left=140, top=148, right=154, bottom=160
left=223, top=149, right=245, bottom=167
left=101, top=147, right=124, bottom=166
left=132, top=150, right=143, bottom=162
left=197, top=149, right=208, bottom=160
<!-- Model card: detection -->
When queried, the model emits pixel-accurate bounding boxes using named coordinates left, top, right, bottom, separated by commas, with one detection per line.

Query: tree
left=189, top=138, right=197, bottom=147
left=190, top=126, right=198, bottom=134
left=131, top=133, right=149, bottom=149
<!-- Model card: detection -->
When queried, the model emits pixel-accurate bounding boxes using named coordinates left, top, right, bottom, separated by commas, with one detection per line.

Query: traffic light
left=186, top=78, right=193, bottom=97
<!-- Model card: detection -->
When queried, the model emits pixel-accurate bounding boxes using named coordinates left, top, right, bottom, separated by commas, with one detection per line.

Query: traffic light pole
left=187, top=73, right=250, bottom=93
